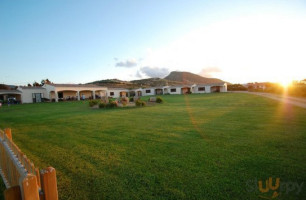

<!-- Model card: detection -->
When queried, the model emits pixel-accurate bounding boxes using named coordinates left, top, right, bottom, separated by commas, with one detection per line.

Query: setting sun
left=279, top=80, right=293, bottom=88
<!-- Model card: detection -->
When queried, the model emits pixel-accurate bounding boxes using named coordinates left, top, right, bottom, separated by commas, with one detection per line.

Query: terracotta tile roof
left=0, top=90, right=22, bottom=94
left=195, top=82, right=226, bottom=86
left=19, top=86, right=44, bottom=89
left=47, top=84, right=106, bottom=88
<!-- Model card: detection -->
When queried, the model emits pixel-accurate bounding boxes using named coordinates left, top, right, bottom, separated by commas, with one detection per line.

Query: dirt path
left=231, top=91, right=306, bottom=109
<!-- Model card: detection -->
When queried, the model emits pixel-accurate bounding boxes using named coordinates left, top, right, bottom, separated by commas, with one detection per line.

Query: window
left=146, top=90, right=151, bottom=93
left=170, top=88, right=176, bottom=92
left=110, top=92, right=114, bottom=96
left=198, top=87, right=205, bottom=91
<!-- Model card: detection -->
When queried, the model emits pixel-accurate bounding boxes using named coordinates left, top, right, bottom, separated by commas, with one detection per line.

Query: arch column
left=77, top=91, right=80, bottom=101
left=55, top=91, right=58, bottom=102
left=92, top=91, right=96, bottom=99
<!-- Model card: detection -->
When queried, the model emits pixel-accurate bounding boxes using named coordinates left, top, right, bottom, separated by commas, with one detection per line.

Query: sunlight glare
left=279, top=79, right=292, bottom=88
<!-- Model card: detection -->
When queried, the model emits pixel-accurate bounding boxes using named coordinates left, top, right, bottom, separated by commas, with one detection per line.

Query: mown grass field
left=0, top=93, right=305, bottom=200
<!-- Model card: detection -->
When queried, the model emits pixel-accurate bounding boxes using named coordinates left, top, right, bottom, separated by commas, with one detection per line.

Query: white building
left=142, top=88, right=155, bottom=96
left=17, top=86, right=48, bottom=103
left=43, top=84, right=108, bottom=102
left=1, top=82, right=227, bottom=104
left=107, top=88, right=129, bottom=98
left=0, top=90, right=22, bottom=103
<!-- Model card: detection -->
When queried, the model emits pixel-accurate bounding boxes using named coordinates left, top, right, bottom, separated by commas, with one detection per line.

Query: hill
left=88, top=71, right=226, bottom=88
left=130, top=78, right=181, bottom=87
left=164, top=71, right=224, bottom=84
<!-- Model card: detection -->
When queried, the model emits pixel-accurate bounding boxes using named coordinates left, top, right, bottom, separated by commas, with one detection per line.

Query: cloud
left=199, top=67, right=221, bottom=78
left=115, top=58, right=137, bottom=68
left=140, top=66, right=169, bottom=78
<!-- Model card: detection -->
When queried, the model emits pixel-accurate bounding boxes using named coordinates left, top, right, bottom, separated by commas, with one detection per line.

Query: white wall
left=221, top=84, right=227, bottom=92
left=130, top=88, right=143, bottom=96
left=209, top=84, right=227, bottom=93
left=19, top=88, right=48, bottom=103
left=108, top=90, right=129, bottom=98
left=142, top=88, right=155, bottom=96
left=168, top=87, right=181, bottom=95
left=17, top=83, right=227, bottom=104
left=194, top=86, right=211, bottom=94
left=108, top=90, right=120, bottom=98
left=43, top=84, right=56, bottom=99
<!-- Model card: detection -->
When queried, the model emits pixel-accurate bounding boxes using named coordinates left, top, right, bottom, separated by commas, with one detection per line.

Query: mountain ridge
left=88, top=71, right=226, bottom=88
left=164, top=71, right=224, bottom=84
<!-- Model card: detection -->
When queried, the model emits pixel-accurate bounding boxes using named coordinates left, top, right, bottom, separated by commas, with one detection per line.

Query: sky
left=1, top=0, right=306, bottom=85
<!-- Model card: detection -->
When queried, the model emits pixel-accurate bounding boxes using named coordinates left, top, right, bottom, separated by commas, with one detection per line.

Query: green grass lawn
left=0, top=93, right=305, bottom=200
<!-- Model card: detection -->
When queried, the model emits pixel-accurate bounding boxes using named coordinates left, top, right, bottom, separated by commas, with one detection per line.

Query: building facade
left=1, top=82, right=227, bottom=104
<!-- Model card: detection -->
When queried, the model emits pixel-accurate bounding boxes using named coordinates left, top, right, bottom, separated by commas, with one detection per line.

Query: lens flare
left=279, top=80, right=292, bottom=88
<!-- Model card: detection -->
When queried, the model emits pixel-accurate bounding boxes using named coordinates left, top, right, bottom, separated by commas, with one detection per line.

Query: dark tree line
left=27, top=79, right=52, bottom=87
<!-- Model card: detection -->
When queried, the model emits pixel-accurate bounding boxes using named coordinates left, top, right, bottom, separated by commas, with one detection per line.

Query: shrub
left=121, top=97, right=129, bottom=104
left=89, top=99, right=100, bottom=107
left=156, top=96, right=163, bottom=103
left=108, top=98, right=116, bottom=103
left=135, top=99, right=146, bottom=107
left=99, top=102, right=106, bottom=108
left=129, top=97, right=134, bottom=102
left=135, top=99, right=142, bottom=106
left=108, top=101, right=118, bottom=108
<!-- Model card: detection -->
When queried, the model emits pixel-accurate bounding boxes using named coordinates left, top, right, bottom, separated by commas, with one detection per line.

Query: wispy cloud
left=115, top=58, right=137, bottom=68
left=199, top=67, right=221, bottom=78
left=139, top=66, right=169, bottom=78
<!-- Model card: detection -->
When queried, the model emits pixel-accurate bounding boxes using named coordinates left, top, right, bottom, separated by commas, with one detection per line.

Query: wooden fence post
left=4, top=185, right=21, bottom=200
left=40, top=167, right=58, bottom=200
left=21, top=174, right=40, bottom=200
left=4, top=128, right=12, bottom=140
left=1, top=128, right=59, bottom=199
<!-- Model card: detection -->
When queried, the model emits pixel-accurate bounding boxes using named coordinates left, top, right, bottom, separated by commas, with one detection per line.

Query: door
left=35, top=93, right=42, bottom=103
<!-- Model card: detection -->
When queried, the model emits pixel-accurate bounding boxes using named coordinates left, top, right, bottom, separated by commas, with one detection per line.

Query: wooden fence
left=0, top=128, right=58, bottom=200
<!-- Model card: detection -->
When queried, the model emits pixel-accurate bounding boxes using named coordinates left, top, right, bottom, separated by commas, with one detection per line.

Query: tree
left=41, top=79, right=52, bottom=86
left=45, top=79, right=51, bottom=84
left=33, top=82, right=40, bottom=87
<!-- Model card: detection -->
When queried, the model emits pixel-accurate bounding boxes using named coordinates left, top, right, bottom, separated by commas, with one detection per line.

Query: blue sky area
left=1, top=0, right=305, bottom=85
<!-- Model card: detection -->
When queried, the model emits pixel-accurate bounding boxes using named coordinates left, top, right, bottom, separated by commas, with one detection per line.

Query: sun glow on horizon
left=279, top=79, right=293, bottom=89
left=140, top=13, right=306, bottom=83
